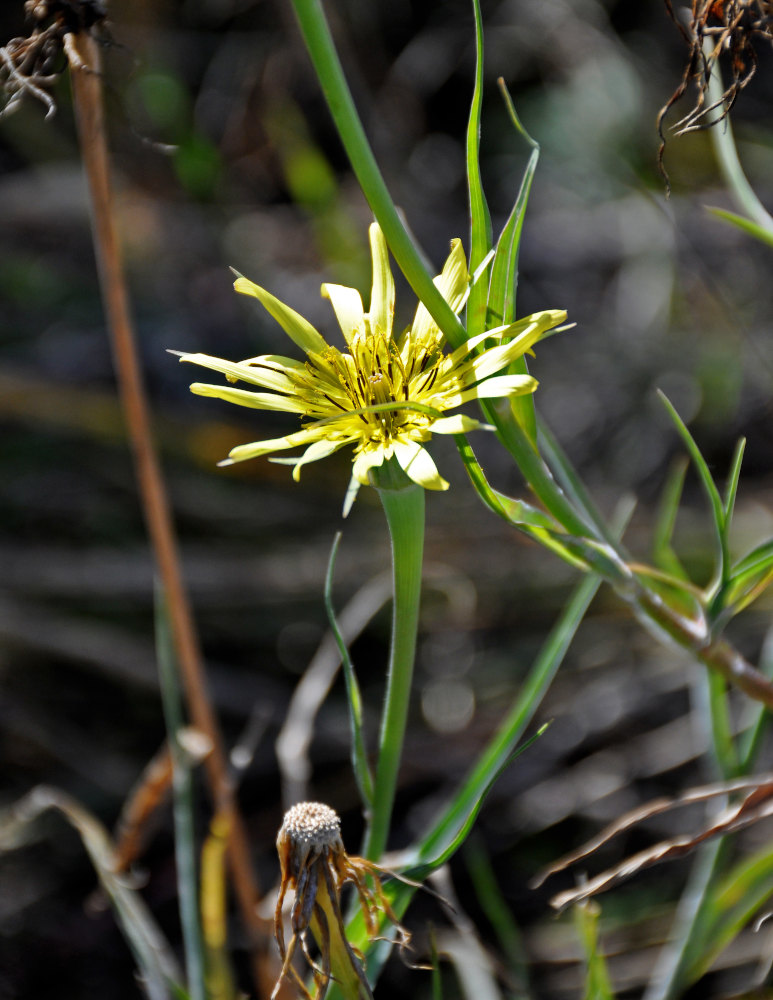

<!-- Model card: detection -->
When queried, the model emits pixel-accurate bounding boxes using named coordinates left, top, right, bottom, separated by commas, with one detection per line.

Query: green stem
left=705, top=38, right=773, bottom=235
left=362, top=461, right=425, bottom=861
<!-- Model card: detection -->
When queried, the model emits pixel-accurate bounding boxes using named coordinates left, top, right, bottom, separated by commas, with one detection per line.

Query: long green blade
left=465, top=0, right=492, bottom=340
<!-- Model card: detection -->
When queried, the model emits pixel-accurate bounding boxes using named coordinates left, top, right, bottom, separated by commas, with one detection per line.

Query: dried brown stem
left=66, top=28, right=273, bottom=996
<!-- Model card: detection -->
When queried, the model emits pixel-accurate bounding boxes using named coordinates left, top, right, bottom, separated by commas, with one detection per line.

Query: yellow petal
left=411, top=238, right=470, bottom=346
left=367, top=223, right=395, bottom=339
left=233, top=275, right=329, bottom=355
left=223, top=427, right=329, bottom=465
left=290, top=439, right=347, bottom=480
left=393, top=440, right=449, bottom=490
left=449, top=374, right=538, bottom=404
left=352, top=448, right=387, bottom=485
left=321, top=283, right=366, bottom=348
left=179, top=352, right=298, bottom=392
left=430, top=414, right=490, bottom=434
left=190, top=382, right=307, bottom=412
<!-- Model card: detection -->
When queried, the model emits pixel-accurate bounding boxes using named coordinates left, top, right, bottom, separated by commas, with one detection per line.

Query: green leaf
left=706, top=206, right=773, bottom=248
left=706, top=669, right=740, bottom=779
left=723, top=437, right=746, bottom=522
left=740, top=622, right=773, bottom=769
left=405, top=725, right=549, bottom=880
left=711, top=537, right=773, bottom=622
left=537, top=418, right=622, bottom=548
left=465, top=839, right=530, bottom=994
left=289, top=0, right=468, bottom=350
left=574, top=900, right=616, bottom=1000
left=688, top=840, right=773, bottom=982
left=658, top=391, right=728, bottom=592
left=487, top=81, right=540, bottom=445
left=455, top=434, right=633, bottom=583
left=0, top=788, right=184, bottom=1000
left=324, top=532, right=374, bottom=808
left=465, top=0, right=493, bottom=340
left=416, top=571, right=602, bottom=866
left=652, top=457, right=689, bottom=580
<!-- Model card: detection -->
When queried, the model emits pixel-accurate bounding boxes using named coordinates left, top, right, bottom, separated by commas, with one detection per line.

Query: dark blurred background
left=1, top=0, right=773, bottom=997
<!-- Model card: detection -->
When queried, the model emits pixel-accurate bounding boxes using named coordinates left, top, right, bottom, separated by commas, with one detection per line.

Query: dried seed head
left=280, top=802, right=343, bottom=852
left=272, top=801, right=413, bottom=1000
left=277, top=802, right=344, bottom=884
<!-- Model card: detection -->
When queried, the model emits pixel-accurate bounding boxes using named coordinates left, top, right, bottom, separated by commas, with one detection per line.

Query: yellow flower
left=273, top=801, right=409, bottom=1000
left=177, top=223, right=565, bottom=504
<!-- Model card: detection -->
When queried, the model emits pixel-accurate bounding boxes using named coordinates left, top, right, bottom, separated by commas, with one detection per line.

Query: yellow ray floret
left=177, top=223, right=566, bottom=501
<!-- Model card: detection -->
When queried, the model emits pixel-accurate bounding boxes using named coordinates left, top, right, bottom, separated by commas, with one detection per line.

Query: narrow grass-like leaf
left=537, top=418, right=621, bottom=547
left=740, top=625, right=773, bottom=770
left=488, top=80, right=539, bottom=446
left=721, top=538, right=773, bottom=615
left=487, top=147, right=538, bottom=329
left=465, top=0, right=493, bottom=341
left=658, top=391, right=727, bottom=591
left=687, top=840, right=773, bottom=983
left=706, top=669, right=739, bottom=779
left=653, top=457, right=689, bottom=580
left=325, top=532, right=374, bottom=808
left=574, top=900, right=615, bottom=1000
left=200, top=814, right=238, bottom=1000
left=540, top=778, right=773, bottom=910
left=0, top=787, right=183, bottom=1000
left=456, top=434, right=635, bottom=582
left=706, top=206, right=773, bottom=248
left=723, top=437, right=745, bottom=522
left=406, top=725, right=549, bottom=880
left=465, top=839, right=531, bottom=995
left=155, top=584, right=207, bottom=1000
left=418, top=567, right=603, bottom=864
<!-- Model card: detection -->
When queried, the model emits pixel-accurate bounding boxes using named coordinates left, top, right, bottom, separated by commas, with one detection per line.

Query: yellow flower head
left=274, top=801, right=409, bottom=1000
left=177, top=224, right=565, bottom=503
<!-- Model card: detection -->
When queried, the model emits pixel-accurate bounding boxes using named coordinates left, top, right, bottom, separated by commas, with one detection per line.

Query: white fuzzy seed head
left=279, top=801, right=343, bottom=853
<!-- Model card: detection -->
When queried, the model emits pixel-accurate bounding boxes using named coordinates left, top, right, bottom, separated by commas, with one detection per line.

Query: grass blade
left=465, top=839, right=531, bottom=996
left=706, top=206, right=773, bottom=248
left=723, top=437, right=746, bottom=522
left=465, top=0, right=493, bottom=340
left=416, top=568, right=602, bottom=864
left=488, top=80, right=540, bottom=445
left=687, top=840, right=773, bottom=983
left=325, top=532, right=374, bottom=808
left=657, top=391, right=727, bottom=592
left=575, top=900, right=615, bottom=1000
left=652, top=458, right=689, bottom=580
left=0, top=787, right=184, bottom=1000
left=200, top=814, right=239, bottom=1000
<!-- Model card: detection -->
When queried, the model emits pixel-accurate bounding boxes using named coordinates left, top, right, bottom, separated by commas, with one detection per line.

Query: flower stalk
left=364, top=463, right=425, bottom=862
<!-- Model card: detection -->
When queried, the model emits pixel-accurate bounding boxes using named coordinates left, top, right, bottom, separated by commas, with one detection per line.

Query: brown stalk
left=535, top=775, right=773, bottom=910
left=66, top=28, right=273, bottom=995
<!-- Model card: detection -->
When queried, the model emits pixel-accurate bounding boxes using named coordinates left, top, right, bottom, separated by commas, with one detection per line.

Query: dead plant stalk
left=66, top=29, right=273, bottom=997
